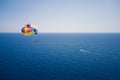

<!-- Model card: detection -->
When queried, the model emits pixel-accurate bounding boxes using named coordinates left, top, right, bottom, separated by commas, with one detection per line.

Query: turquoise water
left=0, top=33, right=120, bottom=80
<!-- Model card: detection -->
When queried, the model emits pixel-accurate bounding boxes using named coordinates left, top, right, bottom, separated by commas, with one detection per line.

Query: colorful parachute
left=21, top=23, right=39, bottom=36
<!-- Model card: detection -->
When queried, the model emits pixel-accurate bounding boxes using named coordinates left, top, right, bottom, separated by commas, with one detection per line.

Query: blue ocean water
left=0, top=33, right=120, bottom=80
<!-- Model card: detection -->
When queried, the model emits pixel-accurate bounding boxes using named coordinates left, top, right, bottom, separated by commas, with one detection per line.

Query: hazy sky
left=0, top=0, right=120, bottom=33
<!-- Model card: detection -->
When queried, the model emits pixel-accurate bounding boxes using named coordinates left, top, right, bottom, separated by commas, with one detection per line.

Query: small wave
left=80, top=49, right=89, bottom=53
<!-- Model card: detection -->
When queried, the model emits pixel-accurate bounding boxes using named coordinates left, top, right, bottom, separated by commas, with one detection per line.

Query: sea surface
left=0, top=33, right=120, bottom=80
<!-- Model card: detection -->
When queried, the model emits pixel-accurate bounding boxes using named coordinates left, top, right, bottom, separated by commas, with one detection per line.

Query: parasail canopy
left=21, top=23, right=39, bottom=36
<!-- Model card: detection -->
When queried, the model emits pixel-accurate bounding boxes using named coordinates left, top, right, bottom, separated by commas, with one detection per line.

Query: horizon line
left=0, top=32, right=120, bottom=34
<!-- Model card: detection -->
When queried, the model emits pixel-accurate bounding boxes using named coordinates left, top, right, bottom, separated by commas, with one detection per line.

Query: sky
left=0, top=0, right=120, bottom=33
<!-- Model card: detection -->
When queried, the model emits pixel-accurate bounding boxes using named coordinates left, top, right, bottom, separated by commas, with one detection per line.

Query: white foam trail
left=80, top=49, right=89, bottom=53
